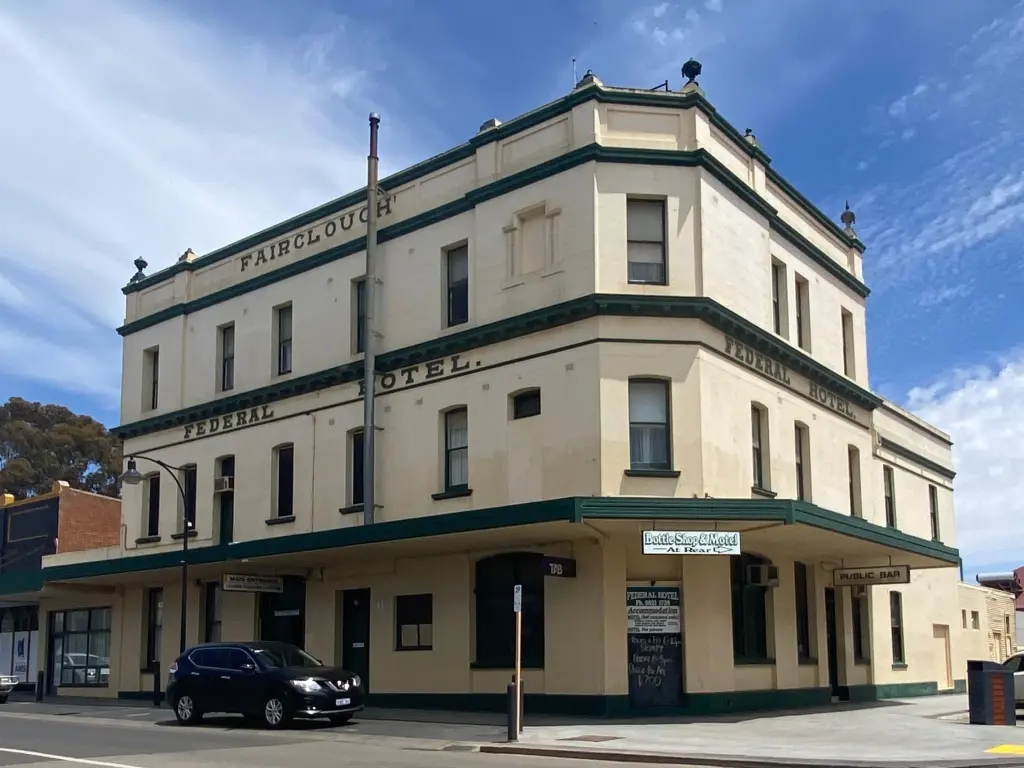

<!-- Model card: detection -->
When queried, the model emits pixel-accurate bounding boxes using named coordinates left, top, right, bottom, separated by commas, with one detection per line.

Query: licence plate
left=336, top=698, right=351, bottom=706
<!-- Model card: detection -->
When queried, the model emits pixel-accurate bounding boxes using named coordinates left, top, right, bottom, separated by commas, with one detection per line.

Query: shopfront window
left=50, top=607, right=112, bottom=687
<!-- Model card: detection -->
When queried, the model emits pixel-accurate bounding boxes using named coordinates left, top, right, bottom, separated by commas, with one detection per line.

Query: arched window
left=731, top=552, right=770, bottom=661
left=475, top=552, right=544, bottom=668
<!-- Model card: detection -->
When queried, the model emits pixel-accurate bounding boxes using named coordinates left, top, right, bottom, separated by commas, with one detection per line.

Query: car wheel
left=173, top=694, right=202, bottom=725
left=261, top=694, right=291, bottom=729
left=328, top=713, right=352, bottom=726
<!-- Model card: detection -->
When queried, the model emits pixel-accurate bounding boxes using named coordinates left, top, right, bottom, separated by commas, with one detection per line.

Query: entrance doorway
left=824, top=588, right=840, bottom=697
left=933, top=624, right=953, bottom=690
left=258, top=576, right=306, bottom=648
left=339, top=589, right=371, bottom=692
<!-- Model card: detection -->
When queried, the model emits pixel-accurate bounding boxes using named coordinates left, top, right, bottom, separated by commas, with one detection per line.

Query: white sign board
left=513, top=584, right=522, bottom=613
left=832, top=565, right=910, bottom=587
left=626, top=587, right=681, bottom=634
left=642, top=530, right=741, bottom=556
left=222, top=573, right=284, bottom=593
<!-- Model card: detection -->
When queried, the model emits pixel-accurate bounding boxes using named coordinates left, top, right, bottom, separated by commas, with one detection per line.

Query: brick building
left=0, top=482, right=119, bottom=689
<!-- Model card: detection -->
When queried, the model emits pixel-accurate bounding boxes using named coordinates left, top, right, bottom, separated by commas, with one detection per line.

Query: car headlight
left=351, top=675, right=361, bottom=688
left=289, top=678, right=321, bottom=693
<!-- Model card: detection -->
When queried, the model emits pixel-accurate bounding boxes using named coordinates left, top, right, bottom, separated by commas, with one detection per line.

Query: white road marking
left=0, top=747, right=145, bottom=768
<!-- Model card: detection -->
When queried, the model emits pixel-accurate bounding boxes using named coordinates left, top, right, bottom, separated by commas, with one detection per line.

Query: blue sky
left=0, top=0, right=1022, bottom=577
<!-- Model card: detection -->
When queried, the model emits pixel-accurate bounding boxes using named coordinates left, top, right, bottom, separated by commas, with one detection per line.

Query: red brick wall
left=55, top=487, right=121, bottom=553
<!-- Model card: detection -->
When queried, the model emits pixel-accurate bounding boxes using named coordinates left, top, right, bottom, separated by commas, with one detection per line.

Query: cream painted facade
left=32, top=73, right=964, bottom=714
left=958, top=583, right=1017, bottom=663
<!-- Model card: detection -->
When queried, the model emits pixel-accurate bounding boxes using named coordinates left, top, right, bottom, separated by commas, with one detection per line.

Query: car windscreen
left=252, top=645, right=323, bottom=669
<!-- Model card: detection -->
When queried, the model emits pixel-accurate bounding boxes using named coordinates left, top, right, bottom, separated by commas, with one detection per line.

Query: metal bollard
left=152, top=664, right=161, bottom=707
left=519, top=677, right=525, bottom=733
left=506, top=679, right=518, bottom=742
left=35, top=670, right=43, bottom=702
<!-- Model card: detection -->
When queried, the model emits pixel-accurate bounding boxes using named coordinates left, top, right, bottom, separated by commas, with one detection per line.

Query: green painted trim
left=0, top=571, right=42, bottom=597
left=843, top=681, right=940, bottom=701
left=878, top=437, right=956, bottom=480
left=35, top=496, right=958, bottom=586
left=575, top=497, right=960, bottom=564
left=118, top=144, right=867, bottom=335
left=113, top=293, right=881, bottom=440
left=122, top=84, right=857, bottom=298
left=953, top=678, right=966, bottom=694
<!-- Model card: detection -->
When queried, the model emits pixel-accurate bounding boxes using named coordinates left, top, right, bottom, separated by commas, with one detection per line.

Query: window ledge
left=265, top=515, right=296, bottom=526
left=170, top=530, right=198, bottom=540
left=432, top=487, right=473, bottom=501
left=624, top=468, right=681, bottom=478
left=339, top=504, right=363, bottom=515
left=891, top=662, right=908, bottom=670
left=396, top=646, right=434, bottom=652
left=855, top=658, right=872, bottom=666
left=734, top=657, right=776, bottom=666
left=470, top=662, right=544, bottom=670
left=751, top=486, right=777, bottom=499
left=798, top=657, right=818, bottom=666
left=135, top=535, right=161, bottom=545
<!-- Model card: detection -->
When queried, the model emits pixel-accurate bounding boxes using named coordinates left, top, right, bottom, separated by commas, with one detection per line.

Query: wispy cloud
left=907, top=348, right=1024, bottom=573
left=0, top=0, right=426, bottom=406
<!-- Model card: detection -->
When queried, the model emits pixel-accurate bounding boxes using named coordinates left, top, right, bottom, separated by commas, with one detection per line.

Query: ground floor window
left=889, top=591, right=905, bottom=665
left=731, top=553, right=769, bottom=661
left=852, top=593, right=870, bottom=663
left=50, top=607, right=112, bottom=687
left=395, top=594, right=433, bottom=651
left=475, top=552, right=544, bottom=668
left=0, top=606, right=39, bottom=682
left=203, top=582, right=222, bottom=643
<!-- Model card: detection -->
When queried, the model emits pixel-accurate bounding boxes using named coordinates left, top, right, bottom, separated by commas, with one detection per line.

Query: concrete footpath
left=482, top=696, right=1024, bottom=768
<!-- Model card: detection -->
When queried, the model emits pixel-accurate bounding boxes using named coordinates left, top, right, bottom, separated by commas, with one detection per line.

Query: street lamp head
left=120, top=457, right=143, bottom=486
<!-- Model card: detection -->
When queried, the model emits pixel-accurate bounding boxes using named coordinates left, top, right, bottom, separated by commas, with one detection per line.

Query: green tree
left=0, top=397, right=122, bottom=499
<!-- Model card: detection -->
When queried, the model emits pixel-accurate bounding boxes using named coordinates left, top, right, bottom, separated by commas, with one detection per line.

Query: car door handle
left=221, top=675, right=230, bottom=680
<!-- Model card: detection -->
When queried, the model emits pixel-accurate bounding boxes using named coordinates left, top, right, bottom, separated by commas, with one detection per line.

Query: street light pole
left=120, top=455, right=192, bottom=654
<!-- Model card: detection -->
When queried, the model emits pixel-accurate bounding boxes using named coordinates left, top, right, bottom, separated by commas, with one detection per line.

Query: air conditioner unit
left=747, top=564, right=780, bottom=588
left=851, top=585, right=868, bottom=598
left=213, top=476, right=234, bottom=493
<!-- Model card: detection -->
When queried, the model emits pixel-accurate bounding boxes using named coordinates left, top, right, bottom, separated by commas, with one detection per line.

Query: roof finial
left=129, top=257, right=148, bottom=284
left=574, top=69, right=602, bottom=90
left=840, top=201, right=857, bottom=238
left=681, top=58, right=704, bottom=96
left=743, top=128, right=761, bottom=149
left=178, top=248, right=197, bottom=263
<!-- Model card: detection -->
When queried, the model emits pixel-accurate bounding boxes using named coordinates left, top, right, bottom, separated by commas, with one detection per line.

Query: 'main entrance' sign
left=724, top=336, right=858, bottom=421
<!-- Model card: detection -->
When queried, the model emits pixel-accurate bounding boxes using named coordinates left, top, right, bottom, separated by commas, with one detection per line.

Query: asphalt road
left=0, top=707, right=631, bottom=768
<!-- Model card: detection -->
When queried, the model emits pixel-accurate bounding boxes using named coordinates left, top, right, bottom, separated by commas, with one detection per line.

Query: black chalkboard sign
left=626, top=587, right=683, bottom=708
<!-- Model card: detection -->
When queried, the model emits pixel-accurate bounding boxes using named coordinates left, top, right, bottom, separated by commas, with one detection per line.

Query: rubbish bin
left=967, top=659, right=1016, bottom=726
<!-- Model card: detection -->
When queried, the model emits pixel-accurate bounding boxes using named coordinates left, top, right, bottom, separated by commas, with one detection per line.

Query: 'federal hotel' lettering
left=724, top=336, right=858, bottom=421
left=238, top=195, right=395, bottom=273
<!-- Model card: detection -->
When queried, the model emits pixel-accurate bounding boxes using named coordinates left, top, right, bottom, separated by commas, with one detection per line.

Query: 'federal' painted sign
left=642, top=530, right=741, bottom=555
left=832, top=565, right=910, bottom=587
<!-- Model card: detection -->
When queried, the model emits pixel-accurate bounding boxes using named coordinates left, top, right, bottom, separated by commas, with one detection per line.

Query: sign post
left=513, top=584, right=522, bottom=734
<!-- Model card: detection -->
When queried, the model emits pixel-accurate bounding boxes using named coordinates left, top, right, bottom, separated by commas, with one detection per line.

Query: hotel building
left=25, top=66, right=965, bottom=714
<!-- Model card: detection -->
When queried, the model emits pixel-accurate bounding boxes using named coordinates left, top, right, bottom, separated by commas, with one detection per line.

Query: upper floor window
left=144, top=474, right=160, bottom=538
left=751, top=404, right=770, bottom=490
left=446, top=245, right=469, bottom=327
left=274, top=444, right=295, bottom=519
left=219, top=324, right=235, bottom=392
left=770, top=260, right=788, bottom=338
left=180, top=464, right=197, bottom=533
left=443, top=408, right=469, bottom=492
left=794, top=274, right=810, bottom=351
left=628, top=379, right=670, bottom=470
left=275, top=304, right=293, bottom=375
left=929, top=484, right=940, bottom=541
left=883, top=465, right=896, bottom=528
left=794, top=423, right=810, bottom=501
left=143, top=347, right=159, bottom=411
left=848, top=445, right=862, bottom=518
left=353, top=278, right=366, bottom=354
left=626, top=199, right=666, bottom=285
left=511, top=389, right=542, bottom=420
left=841, top=308, right=855, bottom=377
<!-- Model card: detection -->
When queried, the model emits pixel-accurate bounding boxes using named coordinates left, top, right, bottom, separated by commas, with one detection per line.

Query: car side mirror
left=240, top=663, right=255, bottom=673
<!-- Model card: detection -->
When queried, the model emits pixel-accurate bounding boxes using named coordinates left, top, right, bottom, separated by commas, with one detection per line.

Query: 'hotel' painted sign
left=724, top=336, right=858, bottom=421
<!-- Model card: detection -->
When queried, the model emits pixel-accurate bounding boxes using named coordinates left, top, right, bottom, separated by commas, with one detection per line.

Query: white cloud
left=0, top=0, right=426, bottom=404
left=653, top=3, right=669, bottom=18
left=907, top=351, right=1024, bottom=571
left=705, top=0, right=724, bottom=12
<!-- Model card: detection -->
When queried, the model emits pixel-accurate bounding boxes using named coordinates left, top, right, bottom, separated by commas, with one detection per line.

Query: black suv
left=166, top=641, right=363, bottom=728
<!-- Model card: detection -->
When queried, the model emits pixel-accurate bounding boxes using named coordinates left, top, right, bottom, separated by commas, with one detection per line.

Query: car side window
left=189, top=649, right=214, bottom=668
left=1004, top=655, right=1023, bottom=672
left=226, top=649, right=253, bottom=670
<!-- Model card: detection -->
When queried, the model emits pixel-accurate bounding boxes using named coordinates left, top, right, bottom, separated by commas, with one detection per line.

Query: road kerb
left=477, top=743, right=1024, bottom=768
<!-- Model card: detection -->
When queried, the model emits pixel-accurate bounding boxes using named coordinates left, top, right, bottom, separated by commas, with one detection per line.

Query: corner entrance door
left=824, top=587, right=840, bottom=697
left=341, top=589, right=370, bottom=693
